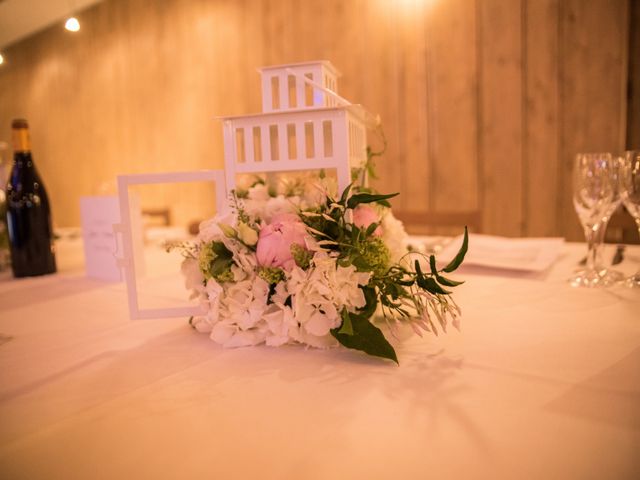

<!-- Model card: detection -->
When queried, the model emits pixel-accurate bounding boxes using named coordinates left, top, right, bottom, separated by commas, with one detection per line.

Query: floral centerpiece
left=174, top=164, right=467, bottom=363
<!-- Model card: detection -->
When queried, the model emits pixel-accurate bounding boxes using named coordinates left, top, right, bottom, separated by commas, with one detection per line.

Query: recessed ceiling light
left=0, top=54, right=4, bottom=66
left=65, top=17, right=80, bottom=32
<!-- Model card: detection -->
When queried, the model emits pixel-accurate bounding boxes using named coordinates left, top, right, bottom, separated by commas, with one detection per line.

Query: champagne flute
left=570, top=153, right=617, bottom=288
left=620, top=150, right=640, bottom=288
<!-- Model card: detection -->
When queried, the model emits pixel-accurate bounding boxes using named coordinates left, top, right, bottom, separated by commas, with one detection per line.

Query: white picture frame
left=115, top=170, right=227, bottom=320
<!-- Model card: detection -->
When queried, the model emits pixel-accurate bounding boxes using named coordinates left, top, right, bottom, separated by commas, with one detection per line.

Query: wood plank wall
left=628, top=0, right=640, bottom=150
left=0, top=0, right=631, bottom=240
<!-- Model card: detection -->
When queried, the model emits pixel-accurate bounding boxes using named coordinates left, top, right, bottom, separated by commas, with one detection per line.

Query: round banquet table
left=0, top=234, right=639, bottom=480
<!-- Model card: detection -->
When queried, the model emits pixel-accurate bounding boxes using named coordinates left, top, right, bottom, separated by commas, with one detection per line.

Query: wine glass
left=593, top=155, right=626, bottom=285
left=570, top=153, right=617, bottom=288
left=620, top=150, right=640, bottom=288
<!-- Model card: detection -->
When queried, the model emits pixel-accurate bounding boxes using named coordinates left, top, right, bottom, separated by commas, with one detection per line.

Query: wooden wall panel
left=524, top=0, right=560, bottom=237
left=427, top=0, right=478, bottom=216
left=479, top=0, right=524, bottom=237
left=0, top=0, right=631, bottom=239
left=628, top=0, right=640, bottom=149
left=366, top=1, right=405, bottom=208
left=398, top=0, right=430, bottom=213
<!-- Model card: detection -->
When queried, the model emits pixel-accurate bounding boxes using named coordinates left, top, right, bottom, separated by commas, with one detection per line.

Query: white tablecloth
left=0, top=237, right=639, bottom=479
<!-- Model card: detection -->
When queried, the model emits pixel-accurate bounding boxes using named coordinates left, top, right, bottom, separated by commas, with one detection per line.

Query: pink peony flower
left=256, top=213, right=309, bottom=270
left=352, top=205, right=382, bottom=236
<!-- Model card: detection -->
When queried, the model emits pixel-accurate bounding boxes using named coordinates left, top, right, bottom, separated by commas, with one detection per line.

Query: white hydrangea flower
left=282, top=252, right=371, bottom=347
left=249, top=183, right=270, bottom=201
left=209, top=276, right=270, bottom=348
left=242, top=184, right=270, bottom=219
left=263, top=195, right=299, bottom=222
left=219, top=237, right=257, bottom=275
left=243, top=185, right=300, bottom=223
left=211, top=323, right=267, bottom=347
left=181, top=257, right=205, bottom=297
left=381, top=210, right=409, bottom=263
left=198, top=212, right=237, bottom=242
left=262, top=302, right=296, bottom=347
left=189, top=280, right=223, bottom=333
left=291, top=326, right=339, bottom=349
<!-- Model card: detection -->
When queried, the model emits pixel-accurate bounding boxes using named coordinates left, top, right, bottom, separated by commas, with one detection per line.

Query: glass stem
left=584, top=223, right=601, bottom=272
left=594, top=218, right=610, bottom=270
left=635, top=219, right=640, bottom=276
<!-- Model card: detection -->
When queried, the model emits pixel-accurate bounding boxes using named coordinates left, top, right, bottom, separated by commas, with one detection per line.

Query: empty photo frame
left=116, top=170, right=227, bottom=320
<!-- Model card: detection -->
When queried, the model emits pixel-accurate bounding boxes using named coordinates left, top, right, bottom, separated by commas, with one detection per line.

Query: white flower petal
left=210, top=322, right=235, bottom=344
left=305, top=311, right=334, bottom=337
left=223, top=329, right=266, bottom=348
left=293, top=328, right=338, bottom=349
left=191, top=316, right=212, bottom=332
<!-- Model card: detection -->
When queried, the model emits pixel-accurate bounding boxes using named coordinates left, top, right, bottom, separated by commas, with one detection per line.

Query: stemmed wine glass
left=570, top=153, right=618, bottom=288
left=620, top=150, right=640, bottom=288
left=592, top=155, right=626, bottom=285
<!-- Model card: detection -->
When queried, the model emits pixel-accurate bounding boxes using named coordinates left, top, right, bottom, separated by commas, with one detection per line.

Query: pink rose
left=352, top=205, right=382, bottom=236
left=256, top=213, right=309, bottom=270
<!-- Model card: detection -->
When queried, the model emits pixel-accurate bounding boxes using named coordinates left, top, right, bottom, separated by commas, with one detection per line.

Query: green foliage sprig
left=299, top=184, right=468, bottom=364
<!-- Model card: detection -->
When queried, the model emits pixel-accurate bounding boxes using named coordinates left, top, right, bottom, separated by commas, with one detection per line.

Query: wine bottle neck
left=12, top=128, right=31, bottom=153
left=13, top=151, right=33, bottom=166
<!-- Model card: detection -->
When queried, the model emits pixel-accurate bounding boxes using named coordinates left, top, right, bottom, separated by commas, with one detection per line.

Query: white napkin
left=438, top=234, right=565, bottom=272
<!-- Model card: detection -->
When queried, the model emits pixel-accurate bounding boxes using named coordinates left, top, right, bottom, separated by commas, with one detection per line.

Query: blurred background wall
left=0, top=0, right=636, bottom=239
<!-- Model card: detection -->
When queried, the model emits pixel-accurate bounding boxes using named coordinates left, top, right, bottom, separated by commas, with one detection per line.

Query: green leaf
left=429, top=254, right=464, bottom=287
left=364, top=222, right=379, bottom=237
left=429, top=255, right=438, bottom=276
left=338, top=310, right=354, bottom=335
left=417, top=276, right=451, bottom=295
left=350, top=224, right=360, bottom=243
left=331, top=286, right=396, bottom=363
left=339, top=183, right=353, bottom=205
left=331, top=316, right=398, bottom=364
left=380, top=297, right=403, bottom=308
left=356, top=286, right=378, bottom=320
left=346, top=192, right=399, bottom=209
left=211, top=256, right=233, bottom=276
left=443, top=226, right=469, bottom=273
left=386, top=282, right=404, bottom=299
left=435, top=275, right=464, bottom=287
left=414, top=259, right=424, bottom=277
left=415, top=258, right=452, bottom=293
left=211, top=241, right=232, bottom=258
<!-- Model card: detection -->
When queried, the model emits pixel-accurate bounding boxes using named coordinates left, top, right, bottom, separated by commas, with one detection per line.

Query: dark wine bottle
left=6, top=119, right=56, bottom=277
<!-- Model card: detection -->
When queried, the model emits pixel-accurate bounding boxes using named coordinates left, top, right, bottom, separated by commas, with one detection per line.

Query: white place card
left=80, top=195, right=144, bottom=281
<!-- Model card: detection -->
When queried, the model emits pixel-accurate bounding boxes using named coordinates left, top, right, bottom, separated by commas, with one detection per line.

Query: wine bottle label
left=12, top=128, right=30, bottom=153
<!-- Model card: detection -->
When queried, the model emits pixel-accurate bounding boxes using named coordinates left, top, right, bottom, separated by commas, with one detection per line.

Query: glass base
left=601, top=269, right=626, bottom=286
left=568, top=268, right=625, bottom=288
left=624, top=273, right=640, bottom=288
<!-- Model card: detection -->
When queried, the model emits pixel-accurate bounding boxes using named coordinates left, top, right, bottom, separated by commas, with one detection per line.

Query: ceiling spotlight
left=65, top=17, right=80, bottom=32
left=0, top=54, right=4, bottom=66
